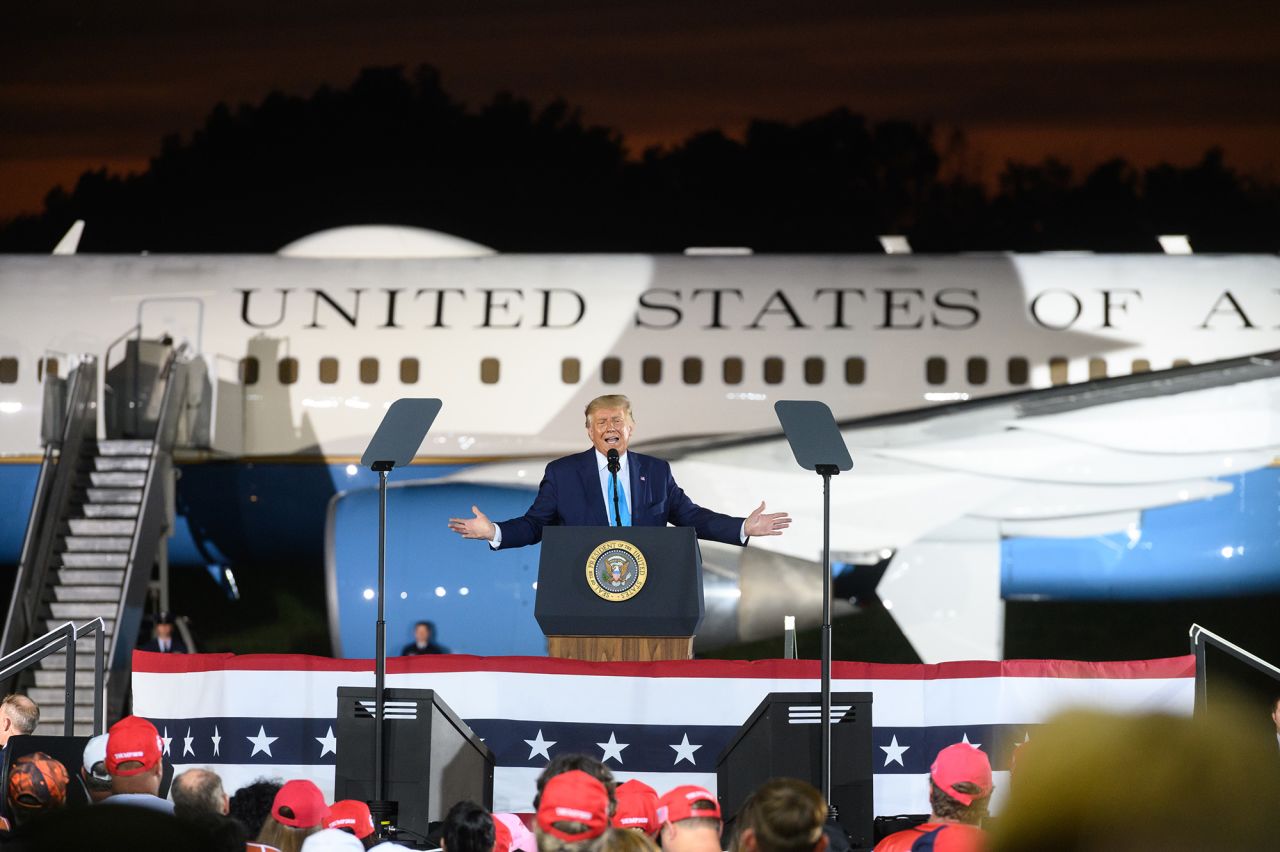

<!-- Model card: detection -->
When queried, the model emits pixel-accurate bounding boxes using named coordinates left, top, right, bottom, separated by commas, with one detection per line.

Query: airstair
left=1, top=338, right=205, bottom=732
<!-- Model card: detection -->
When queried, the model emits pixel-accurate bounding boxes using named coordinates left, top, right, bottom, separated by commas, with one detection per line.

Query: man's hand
left=448, top=505, right=496, bottom=541
left=744, top=501, right=791, bottom=537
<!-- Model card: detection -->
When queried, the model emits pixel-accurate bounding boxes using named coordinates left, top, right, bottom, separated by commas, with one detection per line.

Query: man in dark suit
left=139, top=612, right=187, bottom=654
left=449, top=394, right=790, bottom=547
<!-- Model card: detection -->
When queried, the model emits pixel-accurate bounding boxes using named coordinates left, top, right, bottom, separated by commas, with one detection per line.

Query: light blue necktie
left=610, top=472, right=631, bottom=527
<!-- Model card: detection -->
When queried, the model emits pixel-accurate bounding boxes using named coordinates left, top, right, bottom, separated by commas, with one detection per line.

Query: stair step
left=98, top=439, right=154, bottom=456
left=85, top=487, right=143, bottom=504
left=57, top=569, right=125, bottom=586
left=80, top=504, right=140, bottom=519
left=59, top=552, right=128, bottom=569
left=69, top=519, right=136, bottom=535
left=26, top=688, right=100, bottom=712
left=48, top=601, right=119, bottom=619
left=32, top=708, right=100, bottom=731
left=63, top=536, right=132, bottom=552
left=34, top=669, right=101, bottom=688
left=89, top=471, right=147, bottom=488
left=43, top=619, right=114, bottom=636
left=38, top=644, right=100, bottom=670
left=50, top=585, right=123, bottom=603
left=93, top=456, right=149, bottom=472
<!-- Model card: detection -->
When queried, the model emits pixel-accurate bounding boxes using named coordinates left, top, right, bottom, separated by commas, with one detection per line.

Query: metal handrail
left=1189, top=623, right=1280, bottom=717
left=0, top=618, right=107, bottom=736
left=2, top=358, right=98, bottom=657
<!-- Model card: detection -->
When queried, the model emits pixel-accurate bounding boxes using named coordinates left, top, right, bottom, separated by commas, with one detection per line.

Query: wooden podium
left=536, top=527, right=704, bottom=662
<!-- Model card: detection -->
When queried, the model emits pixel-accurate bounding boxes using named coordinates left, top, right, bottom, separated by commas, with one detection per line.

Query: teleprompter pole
left=817, top=463, right=839, bottom=821
left=373, top=462, right=392, bottom=805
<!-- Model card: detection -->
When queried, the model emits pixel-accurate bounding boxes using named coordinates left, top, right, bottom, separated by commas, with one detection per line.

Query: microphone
left=607, top=449, right=622, bottom=526
left=607, top=448, right=620, bottom=473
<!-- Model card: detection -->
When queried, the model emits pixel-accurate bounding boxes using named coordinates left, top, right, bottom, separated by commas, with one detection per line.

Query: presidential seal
left=585, top=540, right=648, bottom=601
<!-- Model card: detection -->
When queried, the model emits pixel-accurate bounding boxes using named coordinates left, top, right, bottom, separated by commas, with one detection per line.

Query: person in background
left=874, top=743, right=990, bottom=852
left=101, top=715, right=175, bottom=814
left=534, top=753, right=618, bottom=816
left=730, top=778, right=828, bottom=852
left=1271, top=694, right=1280, bottom=753
left=495, top=812, right=538, bottom=852
left=325, top=799, right=377, bottom=849
left=0, top=694, right=39, bottom=750
left=230, top=777, right=283, bottom=839
left=140, top=611, right=188, bottom=653
left=302, top=828, right=366, bottom=851
left=441, top=800, right=496, bottom=852
left=612, top=779, right=659, bottom=837
left=600, top=828, right=658, bottom=852
left=400, top=620, right=449, bottom=655
left=655, top=786, right=721, bottom=852
left=5, top=751, right=70, bottom=828
left=534, top=770, right=612, bottom=852
left=172, top=767, right=230, bottom=819
left=252, top=779, right=328, bottom=852
left=79, top=731, right=113, bottom=803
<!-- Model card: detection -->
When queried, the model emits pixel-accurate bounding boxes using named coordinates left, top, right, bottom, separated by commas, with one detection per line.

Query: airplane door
left=138, top=297, right=204, bottom=353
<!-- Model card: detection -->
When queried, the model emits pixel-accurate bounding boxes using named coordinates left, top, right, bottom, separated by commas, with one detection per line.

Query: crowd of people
left=0, top=689, right=1278, bottom=851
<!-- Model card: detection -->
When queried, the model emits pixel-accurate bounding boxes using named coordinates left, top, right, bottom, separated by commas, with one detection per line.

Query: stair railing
left=1, top=357, right=98, bottom=657
left=0, top=618, right=107, bottom=735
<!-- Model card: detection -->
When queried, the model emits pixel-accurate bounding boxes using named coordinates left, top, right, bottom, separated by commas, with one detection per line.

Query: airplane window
left=480, top=357, right=500, bottom=384
left=804, top=357, right=824, bottom=385
left=966, top=357, right=987, bottom=385
left=601, top=357, right=622, bottom=385
left=1049, top=356, right=1069, bottom=386
left=1088, top=358, right=1108, bottom=380
left=1131, top=358, right=1151, bottom=373
left=763, top=357, right=784, bottom=384
left=0, top=358, right=15, bottom=384
left=642, top=357, right=662, bottom=384
left=561, top=358, right=580, bottom=384
left=240, top=357, right=260, bottom=386
left=1007, top=357, right=1029, bottom=385
left=682, top=357, right=702, bottom=385
left=36, top=357, right=58, bottom=382
left=925, top=357, right=946, bottom=385
left=360, top=357, right=379, bottom=384
left=319, top=357, right=339, bottom=384
left=1172, top=358, right=1191, bottom=367
left=723, top=357, right=743, bottom=385
left=400, top=358, right=419, bottom=384
left=845, top=357, right=865, bottom=385
left=278, top=357, right=298, bottom=385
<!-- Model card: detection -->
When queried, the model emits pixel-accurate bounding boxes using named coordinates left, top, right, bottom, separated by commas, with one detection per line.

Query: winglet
left=52, top=220, right=84, bottom=255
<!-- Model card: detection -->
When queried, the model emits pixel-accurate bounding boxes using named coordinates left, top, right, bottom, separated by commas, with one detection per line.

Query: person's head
left=414, top=621, right=433, bottom=646
left=927, top=743, right=993, bottom=825
left=302, top=828, right=366, bottom=852
left=535, top=769, right=612, bottom=852
left=155, top=612, right=175, bottom=640
left=1271, top=695, right=1280, bottom=733
left=600, top=826, right=658, bottom=852
left=730, top=779, right=827, bottom=852
left=7, top=751, right=69, bottom=826
left=535, top=753, right=618, bottom=816
left=229, top=778, right=283, bottom=838
left=106, top=715, right=165, bottom=795
left=173, top=768, right=230, bottom=818
left=442, top=800, right=495, bottom=852
left=613, top=779, right=659, bottom=836
left=585, top=395, right=635, bottom=457
left=325, top=799, right=376, bottom=848
left=0, top=694, right=39, bottom=747
left=80, top=731, right=113, bottom=802
left=258, top=779, right=328, bottom=852
left=657, top=786, right=721, bottom=852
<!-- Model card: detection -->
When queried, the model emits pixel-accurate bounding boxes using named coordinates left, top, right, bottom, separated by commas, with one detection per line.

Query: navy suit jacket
left=495, top=449, right=745, bottom=550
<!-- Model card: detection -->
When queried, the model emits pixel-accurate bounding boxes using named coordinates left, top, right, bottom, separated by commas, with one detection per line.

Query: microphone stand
left=611, top=472, right=622, bottom=527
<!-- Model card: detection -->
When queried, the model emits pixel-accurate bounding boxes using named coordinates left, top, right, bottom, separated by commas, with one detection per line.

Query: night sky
left=4, top=0, right=1278, bottom=221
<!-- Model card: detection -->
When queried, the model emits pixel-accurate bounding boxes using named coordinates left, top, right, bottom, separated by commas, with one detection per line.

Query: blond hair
left=584, top=395, right=634, bottom=428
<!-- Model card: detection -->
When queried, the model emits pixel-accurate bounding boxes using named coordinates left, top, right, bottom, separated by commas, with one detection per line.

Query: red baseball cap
left=325, top=799, right=375, bottom=839
left=105, top=716, right=163, bottom=776
left=613, top=779, right=659, bottom=834
left=930, top=743, right=993, bottom=806
left=493, top=815, right=513, bottom=852
left=536, top=770, right=610, bottom=842
left=273, top=779, right=328, bottom=828
left=657, top=785, right=721, bottom=825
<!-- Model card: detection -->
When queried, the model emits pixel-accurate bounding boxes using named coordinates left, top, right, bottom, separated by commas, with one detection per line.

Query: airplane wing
left=442, top=351, right=1280, bottom=663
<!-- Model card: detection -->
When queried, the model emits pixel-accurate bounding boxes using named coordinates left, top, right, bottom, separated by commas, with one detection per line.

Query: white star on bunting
left=161, top=727, right=173, bottom=756
left=670, top=733, right=702, bottom=766
left=247, top=725, right=279, bottom=757
left=961, top=733, right=982, bottom=750
left=880, top=735, right=909, bottom=767
left=211, top=726, right=221, bottom=757
left=524, top=729, right=556, bottom=761
left=316, top=726, right=338, bottom=757
left=597, top=732, right=628, bottom=764
left=183, top=727, right=195, bottom=757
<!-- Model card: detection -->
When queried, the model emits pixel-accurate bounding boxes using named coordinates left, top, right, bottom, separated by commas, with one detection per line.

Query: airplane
left=1, top=224, right=1278, bottom=663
